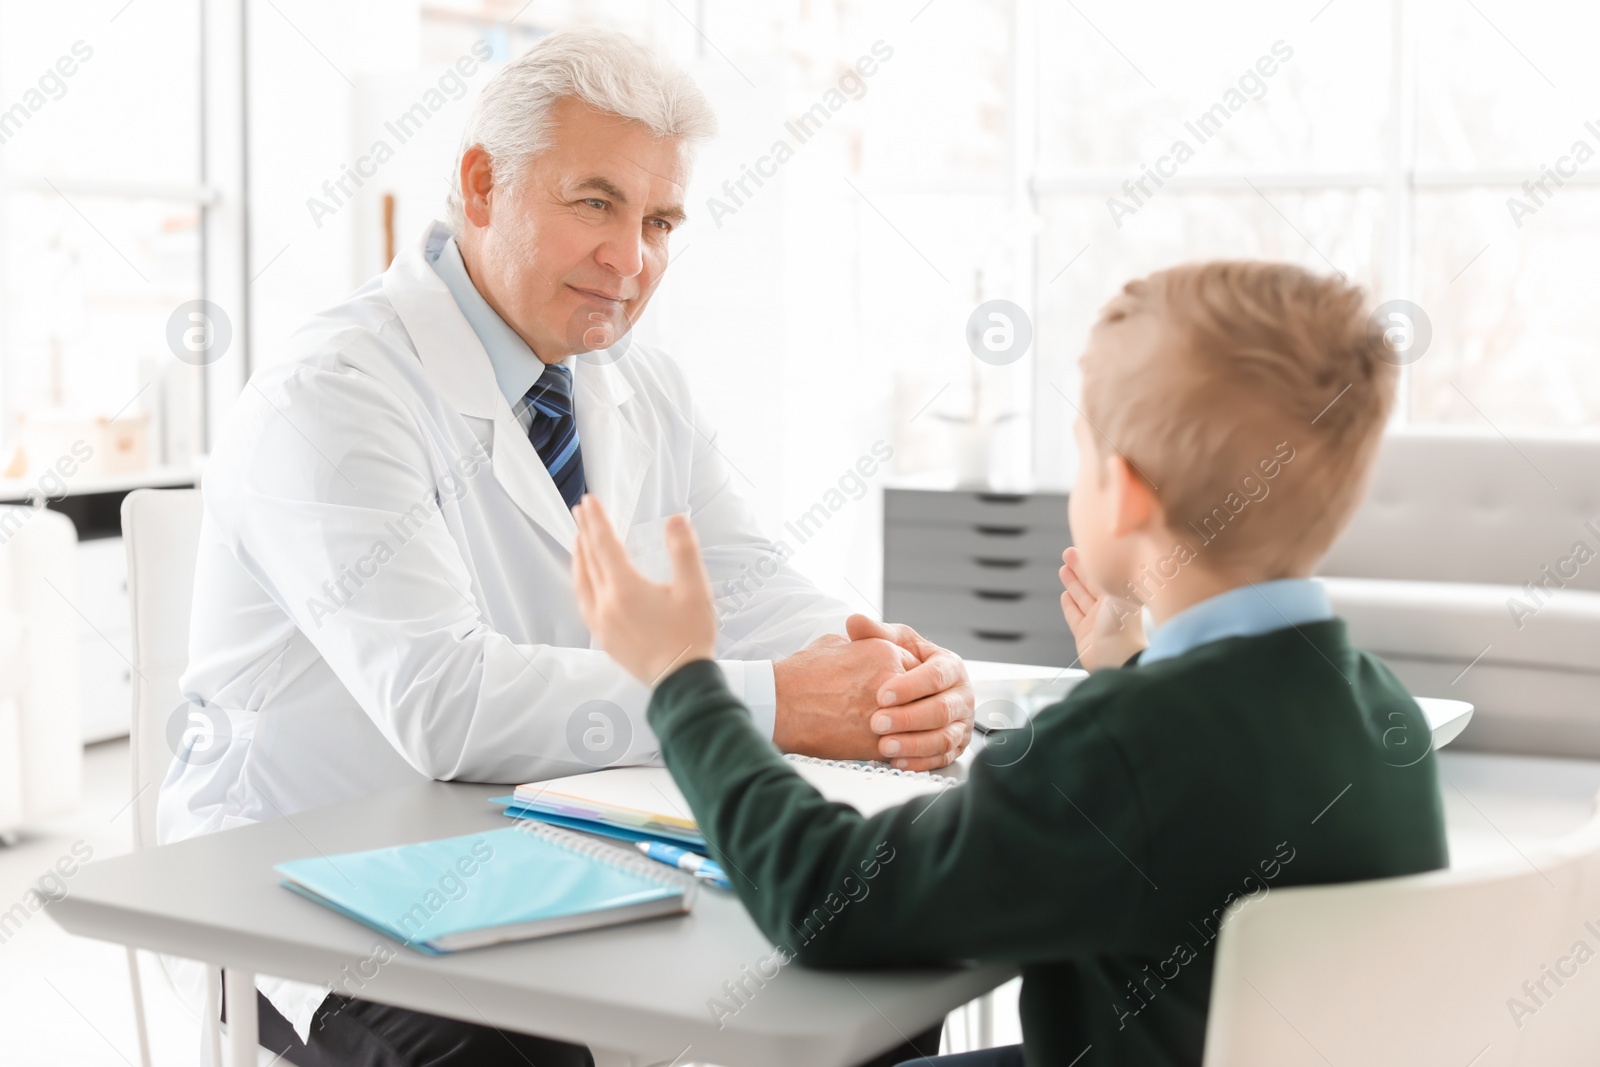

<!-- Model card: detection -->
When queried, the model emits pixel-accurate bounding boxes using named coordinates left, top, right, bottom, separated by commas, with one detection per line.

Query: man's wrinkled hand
left=772, top=632, right=919, bottom=763
left=845, top=615, right=974, bottom=771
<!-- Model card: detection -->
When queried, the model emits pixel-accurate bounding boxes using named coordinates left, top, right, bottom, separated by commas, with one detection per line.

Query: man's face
left=463, top=96, right=691, bottom=362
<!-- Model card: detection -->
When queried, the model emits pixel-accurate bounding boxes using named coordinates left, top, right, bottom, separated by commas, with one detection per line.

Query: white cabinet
left=883, top=488, right=1077, bottom=668
left=0, top=506, right=83, bottom=832
left=0, top=468, right=198, bottom=745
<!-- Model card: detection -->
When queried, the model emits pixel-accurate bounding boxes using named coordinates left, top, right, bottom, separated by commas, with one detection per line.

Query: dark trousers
left=241, top=989, right=593, bottom=1067
left=243, top=988, right=941, bottom=1067
left=859, top=1023, right=944, bottom=1066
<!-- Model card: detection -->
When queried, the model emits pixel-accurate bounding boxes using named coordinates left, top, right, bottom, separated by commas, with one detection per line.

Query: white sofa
left=0, top=505, right=81, bottom=837
left=1319, top=428, right=1600, bottom=758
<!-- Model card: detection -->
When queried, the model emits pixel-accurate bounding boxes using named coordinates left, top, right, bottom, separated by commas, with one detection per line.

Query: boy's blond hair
left=1081, top=260, right=1397, bottom=577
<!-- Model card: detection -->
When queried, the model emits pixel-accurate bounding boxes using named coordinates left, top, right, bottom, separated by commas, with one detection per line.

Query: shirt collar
left=1140, top=578, right=1334, bottom=665
left=428, top=234, right=552, bottom=411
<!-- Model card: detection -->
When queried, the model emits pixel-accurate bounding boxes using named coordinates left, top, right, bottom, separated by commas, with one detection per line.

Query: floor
left=1, top=739, right=200, bottom=1067
left=3, top=740, right=1599, bottom=1066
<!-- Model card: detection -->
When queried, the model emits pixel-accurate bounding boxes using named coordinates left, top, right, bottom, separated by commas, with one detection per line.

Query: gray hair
left=445, top=27, right=718, bottom=232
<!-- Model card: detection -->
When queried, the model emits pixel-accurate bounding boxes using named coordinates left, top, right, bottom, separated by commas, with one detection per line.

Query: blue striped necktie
left=522, top=362, right=587, bottom=509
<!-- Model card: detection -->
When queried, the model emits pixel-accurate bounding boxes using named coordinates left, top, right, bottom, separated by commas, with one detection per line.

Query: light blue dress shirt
left=428, top=235, right=553, bottom=433
left=1140, top=578, right=1334, bottom=665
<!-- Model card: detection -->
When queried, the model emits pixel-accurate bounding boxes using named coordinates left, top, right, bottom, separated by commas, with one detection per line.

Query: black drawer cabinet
left=883, top=488, right=1077, bottom=667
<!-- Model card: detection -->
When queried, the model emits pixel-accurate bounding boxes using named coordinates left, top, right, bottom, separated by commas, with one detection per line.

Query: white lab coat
left=158, top=220, right=849, bottom=1037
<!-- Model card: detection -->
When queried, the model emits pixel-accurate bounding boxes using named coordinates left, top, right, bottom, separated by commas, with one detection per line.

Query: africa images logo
left=166, top=300, right=232, bottom=366
left=565, top=699, right=632, bottom=767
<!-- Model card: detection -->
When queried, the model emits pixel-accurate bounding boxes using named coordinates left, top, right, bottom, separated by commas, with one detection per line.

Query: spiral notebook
left=275, top=823, right=696, bottom=955
left=509, top=755, right=958, bottom=840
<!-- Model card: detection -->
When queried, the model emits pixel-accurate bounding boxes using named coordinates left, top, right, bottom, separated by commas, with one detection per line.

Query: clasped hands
left=571, top=497, right=974, bottom=771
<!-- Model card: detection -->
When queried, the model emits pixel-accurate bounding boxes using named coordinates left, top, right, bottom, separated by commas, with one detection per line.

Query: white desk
left=966, top=661, right=1475, bottom=751
left=48, top=673, right=1471, bottom=1066
left=47, top=779, right=1013, bottom=1067
left=1418, top=697, right=1474, bottom=749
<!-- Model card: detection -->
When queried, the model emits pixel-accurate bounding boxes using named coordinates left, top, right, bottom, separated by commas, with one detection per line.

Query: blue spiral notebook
left=492, top=798, right=711, bottom=853
left=276, top=824, right=696, bottom=955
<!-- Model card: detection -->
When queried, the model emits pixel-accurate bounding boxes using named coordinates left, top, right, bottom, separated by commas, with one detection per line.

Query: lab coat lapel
left=573, top=357, right=653, bottom=535
left=382, top=222, right=578, bottom=550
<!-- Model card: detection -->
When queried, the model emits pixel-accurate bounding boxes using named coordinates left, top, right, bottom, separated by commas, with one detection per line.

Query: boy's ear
left=1107, top=452, right=1162, bottom=538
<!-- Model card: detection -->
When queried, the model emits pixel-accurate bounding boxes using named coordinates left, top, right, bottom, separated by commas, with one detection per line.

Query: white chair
left=1203, top=794, right=1600, bottom=1066
left=0, top=505, right=81, bottom=839
left=121, top=488, right=235, bottom=1067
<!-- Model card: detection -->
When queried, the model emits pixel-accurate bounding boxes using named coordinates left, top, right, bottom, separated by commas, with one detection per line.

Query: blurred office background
left=4, top=1, right=1600, bottom=1062
left=6, top=2, right=1600, bottom=742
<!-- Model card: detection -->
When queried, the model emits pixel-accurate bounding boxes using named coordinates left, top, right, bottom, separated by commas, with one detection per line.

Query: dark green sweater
left=648, top=620, right=1448, bottom=1066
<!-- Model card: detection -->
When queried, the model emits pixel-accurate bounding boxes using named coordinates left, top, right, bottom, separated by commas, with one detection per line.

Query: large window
left=1030, top=0, right=1600, bottom=482
left=6, top=0, right=1587, bottom=602
left=0, top=0, right=213, bottom=476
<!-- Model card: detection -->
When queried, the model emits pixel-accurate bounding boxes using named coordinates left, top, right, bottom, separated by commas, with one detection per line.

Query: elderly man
left=162, top=25, right=971, bottom=1067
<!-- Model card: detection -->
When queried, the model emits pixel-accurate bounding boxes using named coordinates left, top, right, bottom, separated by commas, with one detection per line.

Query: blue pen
left=636, top=841, right=731, bottom=889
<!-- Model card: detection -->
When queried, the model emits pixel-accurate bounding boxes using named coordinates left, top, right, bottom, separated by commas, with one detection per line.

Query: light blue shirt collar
left=1141, top=578, right=1333, bottom=665
left=427, top=235, right=549, bottom=418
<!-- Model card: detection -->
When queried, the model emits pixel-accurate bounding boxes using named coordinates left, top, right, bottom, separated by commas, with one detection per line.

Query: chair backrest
left=120, top=488, right=203, bottom=851
left=0, top=506, right=81, bottom=831
left=1203, top=797, right=1600, bottom=1066
left=1320, top=428, right=1600, bottom=591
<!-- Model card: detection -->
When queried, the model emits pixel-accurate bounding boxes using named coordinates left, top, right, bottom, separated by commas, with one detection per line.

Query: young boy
left=570, top=261, right=1448, bottom=1066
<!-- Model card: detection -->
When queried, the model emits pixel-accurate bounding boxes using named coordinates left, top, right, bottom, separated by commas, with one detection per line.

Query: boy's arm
left=650, top=659, right=1153, bottom=966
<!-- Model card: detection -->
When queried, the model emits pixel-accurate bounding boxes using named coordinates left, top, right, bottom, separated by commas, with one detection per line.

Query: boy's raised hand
left=572, top=496, right=718, bottom=686
left=1059, top=546, right=1147, bottom=671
